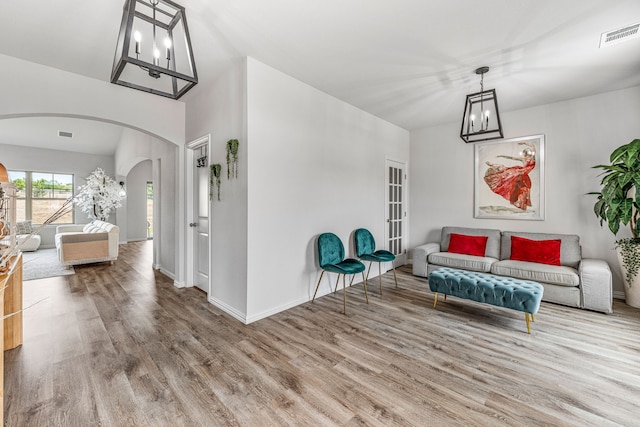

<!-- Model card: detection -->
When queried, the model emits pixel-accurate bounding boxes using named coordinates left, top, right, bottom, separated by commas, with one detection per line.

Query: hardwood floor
left=5, top=240, right=640, bottom=426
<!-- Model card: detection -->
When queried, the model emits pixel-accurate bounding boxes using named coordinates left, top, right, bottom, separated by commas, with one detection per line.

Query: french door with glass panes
left=386, top=160, right=406, bottom=265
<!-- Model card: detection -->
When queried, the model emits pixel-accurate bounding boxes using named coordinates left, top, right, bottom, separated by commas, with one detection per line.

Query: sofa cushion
left=491, top=260, right=579, bottom=287
left=83, top=224, right=101, bottom=233
left=510, top=236, right=561, bottom=266
left=441, top=226, right=502, bottom=259
left=428, top=252, right=497, bottom=273
left=501, top=231, right=581, bottom=268
left=448, top=233, right=488, bottom=257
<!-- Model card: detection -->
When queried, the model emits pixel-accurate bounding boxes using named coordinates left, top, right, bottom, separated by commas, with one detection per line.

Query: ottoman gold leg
left=532, top=313, right=535, bottom=322
left=433, top=292, right=439, bottom=308
left=525, top=313, right=531, bottom=334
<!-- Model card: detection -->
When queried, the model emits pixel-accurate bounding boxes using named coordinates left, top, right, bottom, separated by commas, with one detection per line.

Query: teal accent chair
left=312, top=232, right=368, bottom=314
left=354, top=228, right=398, bottom=294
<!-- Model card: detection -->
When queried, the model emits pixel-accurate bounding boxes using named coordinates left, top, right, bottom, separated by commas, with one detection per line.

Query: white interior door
left=186, top=136, right=210, bottom=294
left=194, top=163, right=209, bottom=292
left=386, top=160, right=407, bottom=265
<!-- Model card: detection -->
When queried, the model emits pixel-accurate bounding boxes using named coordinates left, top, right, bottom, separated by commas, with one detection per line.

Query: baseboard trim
left=158, top=266, right=174, bottom=280
left=208, top=296, right=247, bottom=323
left=245, top=295, right=311, bottom=324
left=613, top=290, right=626, bottom=301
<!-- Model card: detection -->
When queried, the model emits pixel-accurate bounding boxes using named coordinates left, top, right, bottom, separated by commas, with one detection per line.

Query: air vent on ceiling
left=600, top=23, right=640, bottom=48
left=58, top=131, right=73, bottom=138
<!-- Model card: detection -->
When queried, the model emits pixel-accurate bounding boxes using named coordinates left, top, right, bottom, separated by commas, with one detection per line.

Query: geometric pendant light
left=111, top=0, right=198, bottom=100
left=460, top=66, right=503, bottom=143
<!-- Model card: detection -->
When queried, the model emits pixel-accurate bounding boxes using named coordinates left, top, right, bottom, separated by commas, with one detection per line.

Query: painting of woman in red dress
left=483, top=142, right=536, bottom=210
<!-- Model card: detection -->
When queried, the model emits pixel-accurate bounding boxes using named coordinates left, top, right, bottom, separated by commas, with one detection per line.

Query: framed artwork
left=474, top=134, right=545, bottom=220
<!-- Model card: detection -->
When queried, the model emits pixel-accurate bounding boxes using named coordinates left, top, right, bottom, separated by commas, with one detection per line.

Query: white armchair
left=55, top=220, right=119, bottom=267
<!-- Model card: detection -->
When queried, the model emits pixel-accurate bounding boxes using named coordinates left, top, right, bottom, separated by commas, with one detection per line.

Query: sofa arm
left=412, top=243, right=441, bottom=277
left=56, top=224, right=86, bottom=234
left=579, top=258, right=613, bottom=314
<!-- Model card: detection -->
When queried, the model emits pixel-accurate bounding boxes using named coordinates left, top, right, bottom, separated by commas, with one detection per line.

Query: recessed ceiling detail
left=600, top=23, right=639, bottom=48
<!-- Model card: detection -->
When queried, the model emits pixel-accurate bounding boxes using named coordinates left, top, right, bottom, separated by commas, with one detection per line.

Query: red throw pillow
left=510, top=236, right=561, bottom=266
left=447, top=233, right=488, bottom=257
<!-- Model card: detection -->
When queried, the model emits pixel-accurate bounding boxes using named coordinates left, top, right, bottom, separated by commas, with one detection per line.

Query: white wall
left=409, top=86, right=640, bottom=297
left=245, top=58, right=410, bottom=322
left=114, top=128, right=179, bottom=278
left=185, top=59, right=248, bottom=319
left=185, top=57, right=409, bottom=323
left=126, top=160, right=152, bottom=242
left=0, top=143, right=114, bottom=247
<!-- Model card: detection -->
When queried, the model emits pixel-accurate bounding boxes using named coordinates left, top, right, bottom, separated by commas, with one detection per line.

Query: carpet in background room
left=22, top=248, right=75, bottom=281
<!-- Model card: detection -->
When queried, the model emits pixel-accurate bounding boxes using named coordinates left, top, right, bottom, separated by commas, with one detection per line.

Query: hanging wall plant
left=226, top=139, right=239, bottom=179
left=209, top=164, right=222, bottom=201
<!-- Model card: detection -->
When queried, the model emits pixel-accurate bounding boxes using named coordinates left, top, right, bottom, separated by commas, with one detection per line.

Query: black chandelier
left=460, top=66, right=503, bottom=143
left=111, top=0, right=198, bottom=100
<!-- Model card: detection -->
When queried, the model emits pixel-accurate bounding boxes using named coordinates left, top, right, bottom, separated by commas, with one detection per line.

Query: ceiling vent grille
left=600, top=23, right=640, bottom=48
left=58, top=131, right=73, bottom=138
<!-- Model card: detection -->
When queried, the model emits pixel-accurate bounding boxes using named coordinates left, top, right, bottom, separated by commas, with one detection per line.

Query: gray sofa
left=413, top=226, right=613, bottom=314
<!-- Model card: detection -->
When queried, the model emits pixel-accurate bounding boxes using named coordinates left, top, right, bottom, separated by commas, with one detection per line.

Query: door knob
left=189, top=222, right=197, bottom=227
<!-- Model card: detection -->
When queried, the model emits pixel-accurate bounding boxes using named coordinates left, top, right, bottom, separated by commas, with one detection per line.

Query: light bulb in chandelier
left=164, top=37, right=172, bottom=61
left=133, top=30, right=142, bottom=55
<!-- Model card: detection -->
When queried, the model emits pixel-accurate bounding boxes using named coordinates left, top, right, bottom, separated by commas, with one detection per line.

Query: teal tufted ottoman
left=428, top=267, right=544, bottom=333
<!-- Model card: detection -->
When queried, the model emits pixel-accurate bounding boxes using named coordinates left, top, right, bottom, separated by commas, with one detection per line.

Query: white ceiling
left=1, top=0, right=640, bottom=153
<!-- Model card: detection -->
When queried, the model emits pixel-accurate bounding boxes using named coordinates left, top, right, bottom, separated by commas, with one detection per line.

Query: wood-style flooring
left=4, top=241, right=640, bottom=426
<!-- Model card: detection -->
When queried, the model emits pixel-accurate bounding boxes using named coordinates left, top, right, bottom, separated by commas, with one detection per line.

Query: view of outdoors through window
left=9, top=171, right=74, bottom=224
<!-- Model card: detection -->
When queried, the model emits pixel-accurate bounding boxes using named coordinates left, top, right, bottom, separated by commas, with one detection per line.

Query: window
left=8, top=171, right=74, bottom=224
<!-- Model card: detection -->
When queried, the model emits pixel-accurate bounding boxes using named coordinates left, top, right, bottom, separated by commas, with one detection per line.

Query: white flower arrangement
left=74, top=168, right=125, bottom=221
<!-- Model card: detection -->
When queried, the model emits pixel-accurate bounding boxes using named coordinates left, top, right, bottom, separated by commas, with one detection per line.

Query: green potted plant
left=226, top=139, right=239, bottom=180
left=591, top=138, right=640, bottom=308
left=209, top=164, right=222, bottom=201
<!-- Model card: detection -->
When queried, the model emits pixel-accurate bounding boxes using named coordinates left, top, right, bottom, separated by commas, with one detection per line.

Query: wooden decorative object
left=0, top=163, right=8, bottom=182
left=0, top=252, right=23, bottom=425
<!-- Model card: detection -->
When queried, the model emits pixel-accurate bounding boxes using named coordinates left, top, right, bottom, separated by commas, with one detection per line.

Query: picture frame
left=474, top=134, right=545, bottom=220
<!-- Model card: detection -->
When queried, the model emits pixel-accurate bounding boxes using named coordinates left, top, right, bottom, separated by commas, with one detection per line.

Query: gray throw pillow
left=15, top=220, right=33, bottom=235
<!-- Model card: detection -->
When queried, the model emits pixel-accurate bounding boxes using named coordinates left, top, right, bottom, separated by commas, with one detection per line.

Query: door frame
left=385, top=158, right=408, bottom=266
left=185, top=134, right=211, bottom=289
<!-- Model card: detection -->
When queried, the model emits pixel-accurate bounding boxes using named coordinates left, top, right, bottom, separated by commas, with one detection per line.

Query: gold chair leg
left=378, top=262, right=383, bottom=295
left=343, top=274, right=347, bottom=314
left=362, top=272, right=369, bottom=304
left=349, top=274, right=356, bottom=287
left=334, top=274, right=341, bottom=293
left=525, top=313, right=531, bottom=334
left=531, top=313, right=535, bottom=322
left=312, top=270, right=325, bottom=302
left=365, top=262, right=373, bottom=281
left=433, top=292, right=438, bottom=308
